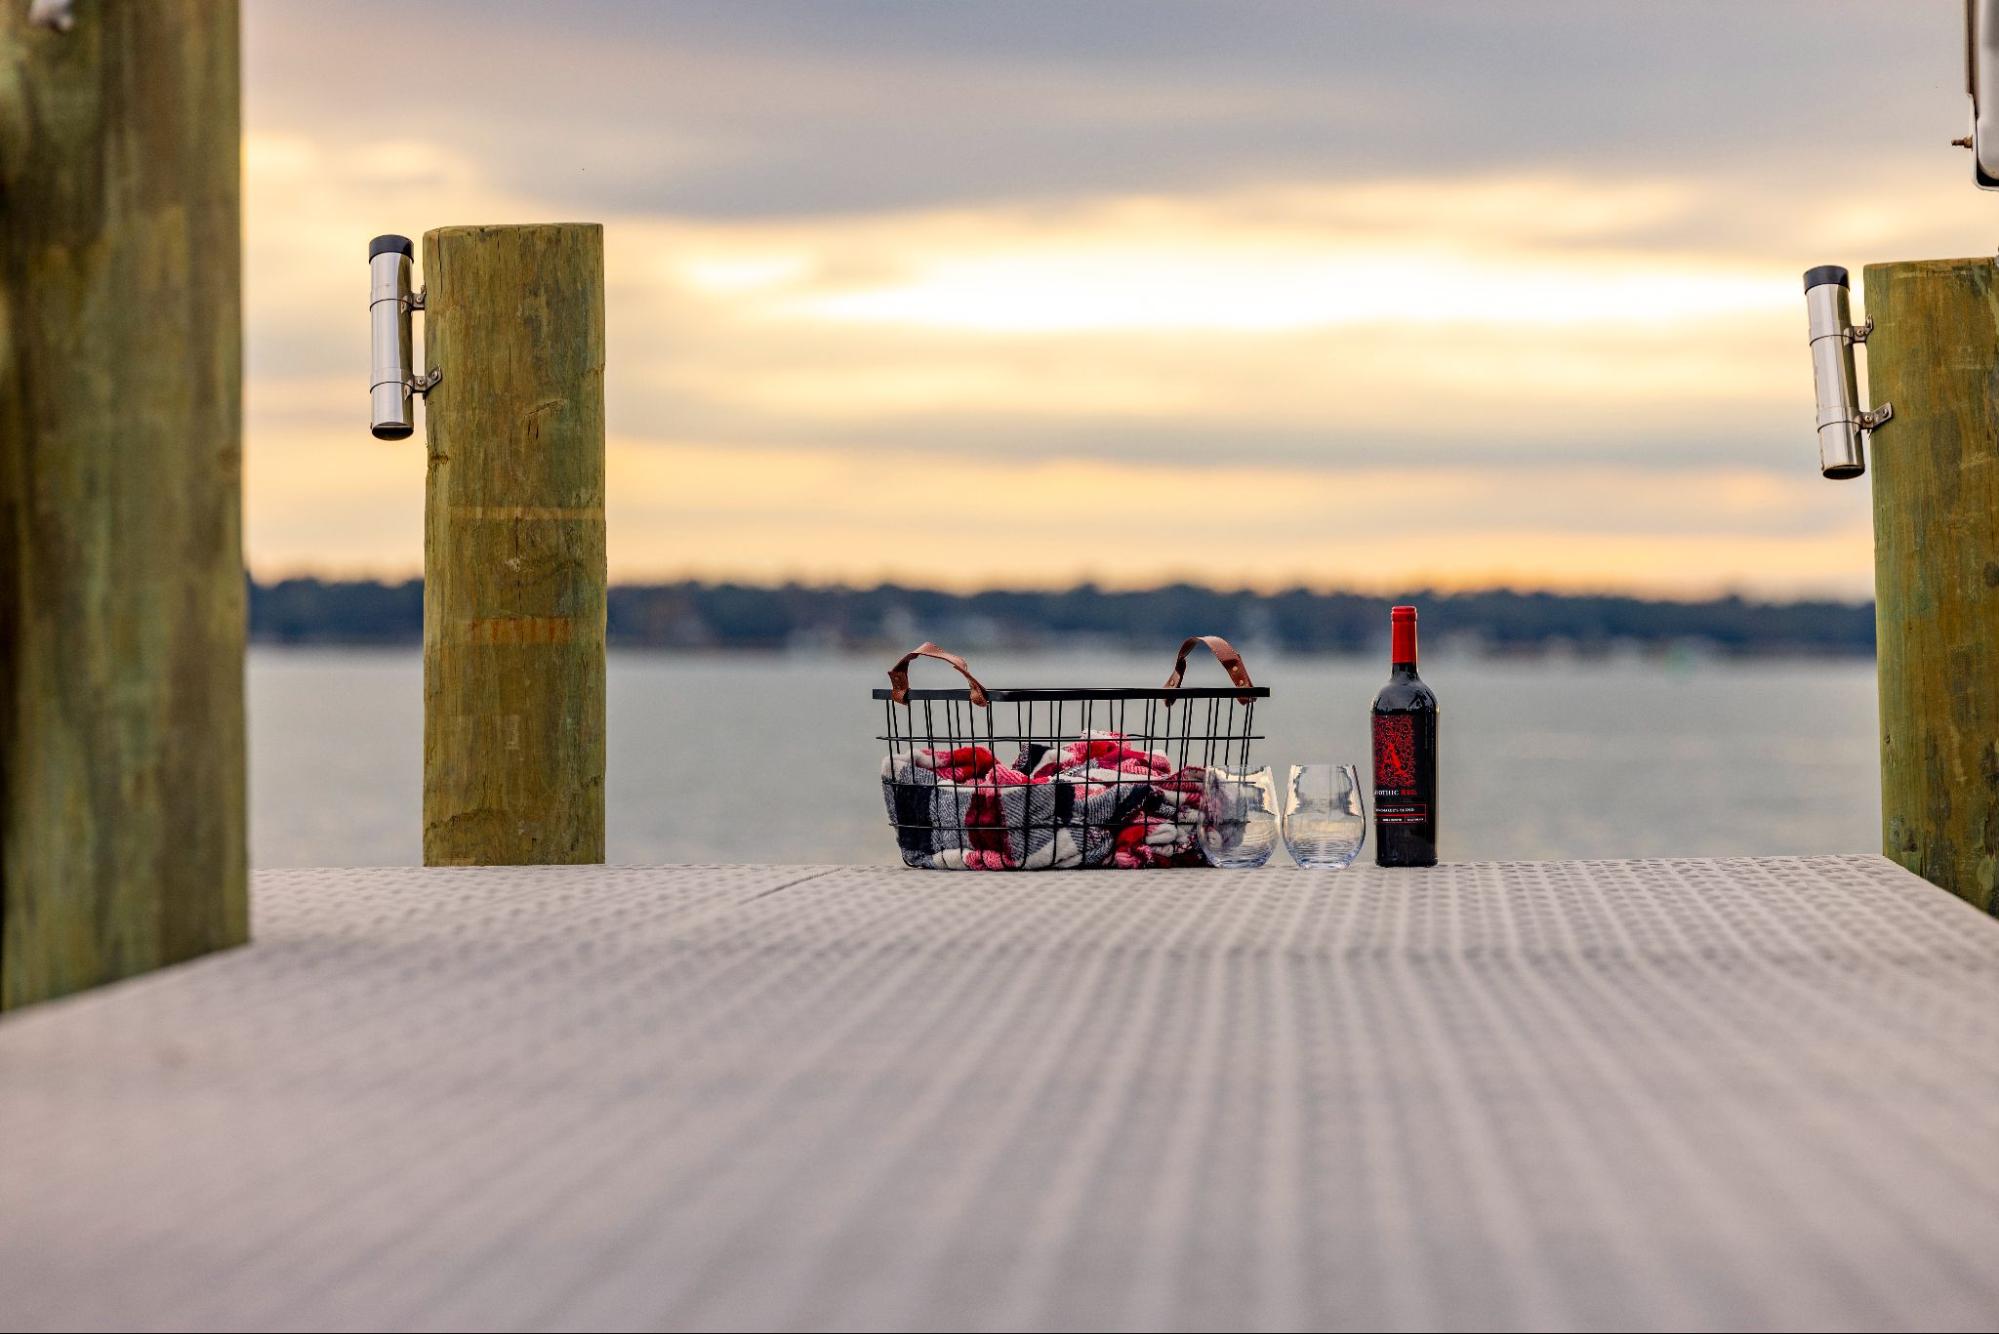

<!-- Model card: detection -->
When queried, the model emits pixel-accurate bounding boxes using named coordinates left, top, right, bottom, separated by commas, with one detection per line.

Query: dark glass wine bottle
left=1371, top=605, right=1438, bottom=866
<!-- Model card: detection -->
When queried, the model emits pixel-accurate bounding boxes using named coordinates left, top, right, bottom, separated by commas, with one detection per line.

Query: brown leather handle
left=887, top=642, right=990, bottom=707
left=1163, top=634, right=1256, bottom=704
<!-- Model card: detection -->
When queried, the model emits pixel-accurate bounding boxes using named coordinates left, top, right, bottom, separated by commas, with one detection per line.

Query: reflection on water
left=249, top=647, right=1879, bottom=868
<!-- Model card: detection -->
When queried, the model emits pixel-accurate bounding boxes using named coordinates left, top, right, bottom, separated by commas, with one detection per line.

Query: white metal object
left=1969, top=0, right=1999, bottom=185
left=27, top=0, right=74, bottom=33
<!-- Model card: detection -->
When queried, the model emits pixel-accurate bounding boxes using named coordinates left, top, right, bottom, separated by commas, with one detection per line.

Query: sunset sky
left=244, top=2, right=1985, bottom=596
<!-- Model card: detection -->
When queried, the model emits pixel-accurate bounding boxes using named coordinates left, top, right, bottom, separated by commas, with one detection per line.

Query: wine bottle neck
left=1390, top=613, right=1417, bottom=669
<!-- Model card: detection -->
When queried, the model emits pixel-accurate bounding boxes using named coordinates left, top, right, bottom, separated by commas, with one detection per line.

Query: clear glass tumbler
left=1283, top=764, right=1367, bottom=869
left=1199, top=766, right=1280, bottom=869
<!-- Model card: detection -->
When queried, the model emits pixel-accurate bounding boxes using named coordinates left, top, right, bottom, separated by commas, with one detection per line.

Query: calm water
left=248, top=648, right=1881, bottom=867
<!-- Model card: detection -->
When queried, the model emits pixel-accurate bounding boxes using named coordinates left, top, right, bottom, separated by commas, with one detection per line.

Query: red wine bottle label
left=1374, top=714, right=1415, bottom=785
left=1372, top=714, right=1428, bottom=824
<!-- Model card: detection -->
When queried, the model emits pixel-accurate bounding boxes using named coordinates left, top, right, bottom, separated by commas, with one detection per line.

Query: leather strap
left=887, top=642, right=990, bottom=707
left=1163, top=634, right=1256, bottom=704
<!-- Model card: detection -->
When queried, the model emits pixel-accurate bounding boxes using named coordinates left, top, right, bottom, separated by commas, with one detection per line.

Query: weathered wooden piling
left=0, top=1, right=249, bottom=1006
left=1861, top=256, right=1999, bottom=910
left=422, top=224, right=606, bottom=865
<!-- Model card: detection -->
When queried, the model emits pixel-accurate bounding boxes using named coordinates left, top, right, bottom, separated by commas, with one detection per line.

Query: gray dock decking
left=5, top=856, right=1999, bottom=1331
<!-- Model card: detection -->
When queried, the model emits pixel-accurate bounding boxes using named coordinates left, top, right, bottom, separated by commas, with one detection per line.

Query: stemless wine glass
left=1283, top=764, right=1367, bottom=869
left=1199, top=766, right=1280, bottom=869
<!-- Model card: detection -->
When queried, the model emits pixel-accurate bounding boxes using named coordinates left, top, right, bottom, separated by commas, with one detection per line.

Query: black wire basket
left=875, top=637, right=1268, bottom=870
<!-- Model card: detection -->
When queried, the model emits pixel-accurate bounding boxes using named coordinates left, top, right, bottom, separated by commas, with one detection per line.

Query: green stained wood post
left=422, top=224, right=606, bottom=865
left=1861, top=256, right=1999, bottom=910
left=0, top=1, right=249, bottom=1007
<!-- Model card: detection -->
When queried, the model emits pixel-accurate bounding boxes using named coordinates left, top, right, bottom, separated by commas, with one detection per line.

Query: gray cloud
left=248, top=2, right=1971, bottom=222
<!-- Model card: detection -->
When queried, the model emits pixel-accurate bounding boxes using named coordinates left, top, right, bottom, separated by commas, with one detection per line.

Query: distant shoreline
left=248, top=578, right=1874, bottom=659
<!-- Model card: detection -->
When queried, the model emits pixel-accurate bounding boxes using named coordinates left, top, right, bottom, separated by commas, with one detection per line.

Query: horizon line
left=245, top=571, right=1875, bottom=608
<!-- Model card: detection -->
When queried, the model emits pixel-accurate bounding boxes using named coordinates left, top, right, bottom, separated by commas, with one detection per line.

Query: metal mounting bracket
left=1839, top=320, right=1889, bottom=434
left=411, top=368, right=441, bottom=397
left=28, top=0, right=75, bottom=33
left=405, top=287, right=427, bottom=314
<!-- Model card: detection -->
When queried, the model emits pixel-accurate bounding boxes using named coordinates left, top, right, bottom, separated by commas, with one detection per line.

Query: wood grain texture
left=0, top=1, right=248, bottom=1007
left=422, top=224, right=606, bottom=865
left=1862, top=257, right=1999, bottom=910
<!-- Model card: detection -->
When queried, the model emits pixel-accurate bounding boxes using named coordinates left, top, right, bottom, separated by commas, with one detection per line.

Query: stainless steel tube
left=1805, top=266, right=1865, bottom=480
left=370, top=235, right=415, bottom=440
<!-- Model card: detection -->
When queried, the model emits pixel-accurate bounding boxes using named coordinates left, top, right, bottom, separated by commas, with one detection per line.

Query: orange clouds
left=243, top=135, right=1908, bottom=596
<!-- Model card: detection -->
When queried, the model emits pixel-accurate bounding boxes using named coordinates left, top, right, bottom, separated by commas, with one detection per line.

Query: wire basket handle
left=887, top=642, right=991, bottom=707
left=1163, top=634, right=1257, bottom=705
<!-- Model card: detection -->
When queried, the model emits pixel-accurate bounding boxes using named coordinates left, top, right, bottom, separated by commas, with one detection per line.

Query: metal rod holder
left=369, top=234, right=436, bottom=440
left=1805, top=265, right=1890, bottom=481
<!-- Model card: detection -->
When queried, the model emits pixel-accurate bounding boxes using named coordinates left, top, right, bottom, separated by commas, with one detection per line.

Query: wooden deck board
left=4, top=856, right=1999, bottom=1331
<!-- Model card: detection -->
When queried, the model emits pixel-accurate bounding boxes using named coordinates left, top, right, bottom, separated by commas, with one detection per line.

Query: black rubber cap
left=1803, top=265, right=1849, bottom=293
left=371, top=423, right=414, bottom=441
left=369, top=234, right=414, bottom=260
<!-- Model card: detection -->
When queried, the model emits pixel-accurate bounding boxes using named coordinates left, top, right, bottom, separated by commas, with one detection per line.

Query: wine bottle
left=1371, top=605, right=1438, bottom=866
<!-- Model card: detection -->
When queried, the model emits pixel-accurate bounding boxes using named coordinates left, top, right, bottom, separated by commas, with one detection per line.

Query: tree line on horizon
left=246, top=577, right=1875, bottom=657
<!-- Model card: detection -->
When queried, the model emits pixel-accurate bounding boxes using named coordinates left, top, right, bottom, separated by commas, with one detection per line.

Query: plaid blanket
left=882, top=732, right=1208, bottom=870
